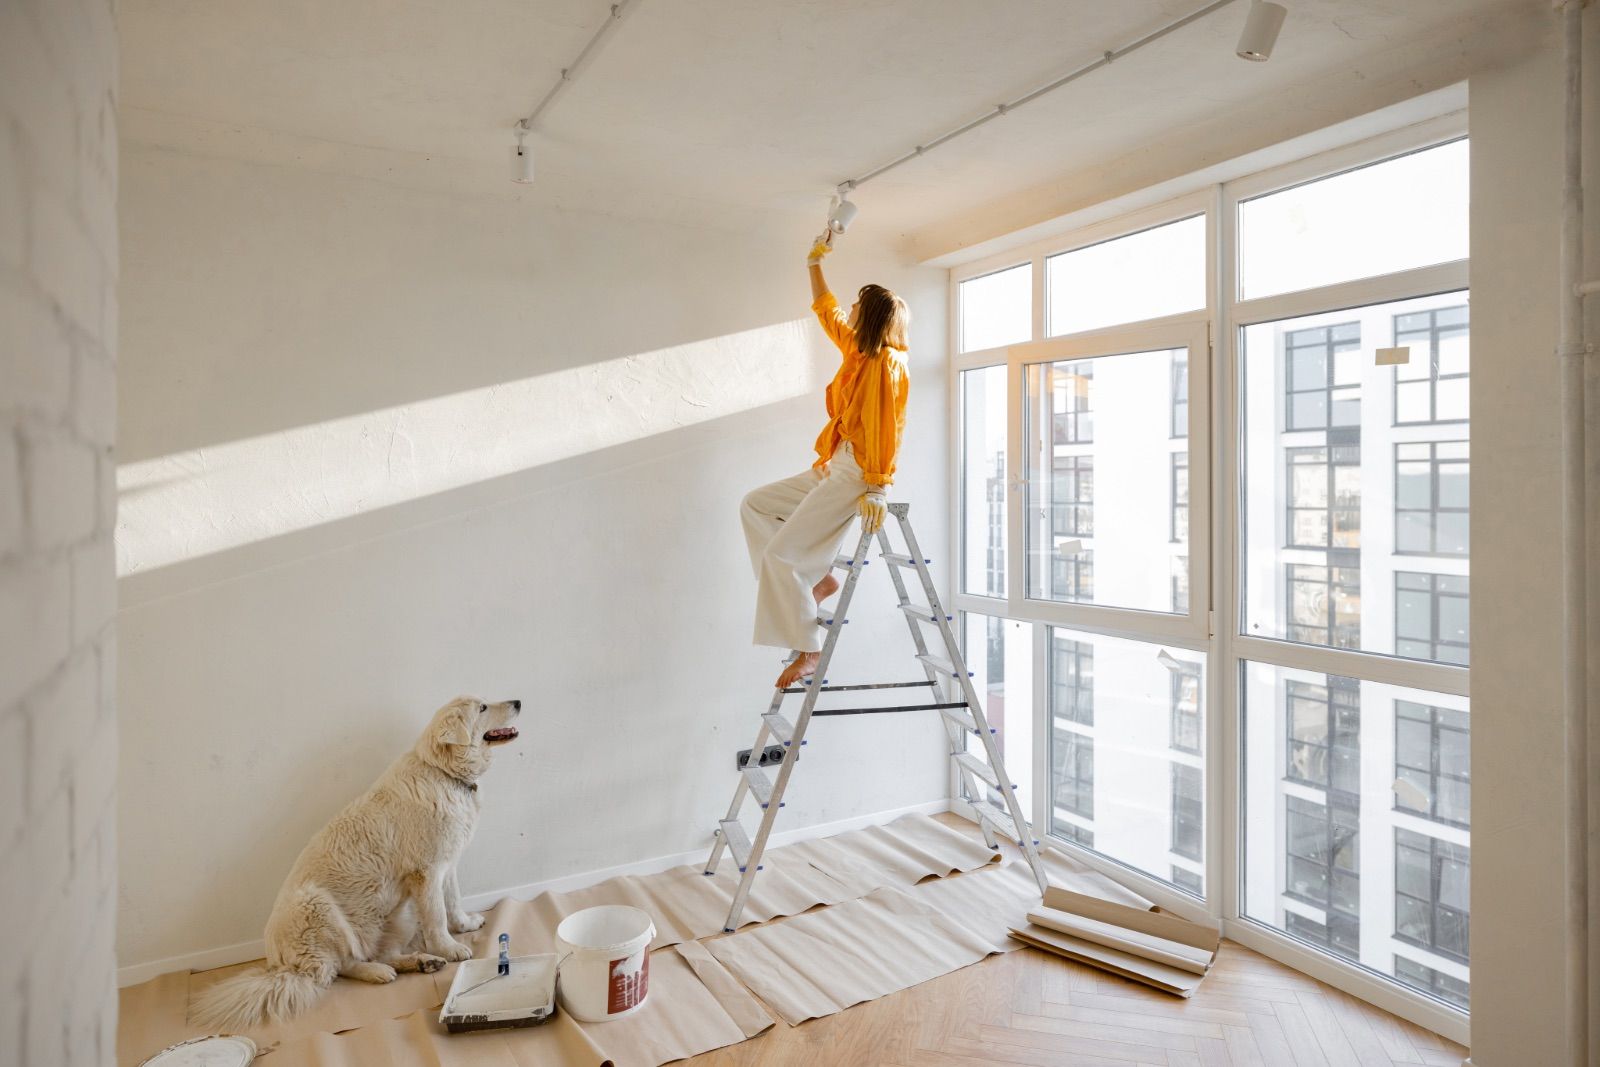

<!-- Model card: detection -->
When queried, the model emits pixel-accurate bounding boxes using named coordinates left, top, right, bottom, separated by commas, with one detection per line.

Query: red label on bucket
left=608, top=950, right=649, bottom=1014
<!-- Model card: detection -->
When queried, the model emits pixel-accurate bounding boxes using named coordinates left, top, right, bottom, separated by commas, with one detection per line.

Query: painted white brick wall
left=0, top=0, right=119, bottom=1064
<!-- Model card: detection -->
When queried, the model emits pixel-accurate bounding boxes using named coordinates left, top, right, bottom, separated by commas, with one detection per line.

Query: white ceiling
left=122, top=0, right=1547, bottom=246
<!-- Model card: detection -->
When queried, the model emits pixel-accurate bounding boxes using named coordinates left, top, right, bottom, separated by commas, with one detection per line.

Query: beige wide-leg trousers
left=741, top=444, right=872, bottom=652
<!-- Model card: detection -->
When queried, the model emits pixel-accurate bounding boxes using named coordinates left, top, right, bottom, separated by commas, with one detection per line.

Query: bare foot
left=776, top=651, right=820, bottom=689
left=812, top=574, right=839, bottom=604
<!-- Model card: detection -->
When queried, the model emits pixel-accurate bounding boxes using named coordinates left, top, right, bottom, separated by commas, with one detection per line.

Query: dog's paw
left=343, top=962, right=397, bottom=984
left=417, top=954, right=446, bottom=974
left=434, top=939, right=473, bottom=963
left=450, top=911, right=485, bottom=934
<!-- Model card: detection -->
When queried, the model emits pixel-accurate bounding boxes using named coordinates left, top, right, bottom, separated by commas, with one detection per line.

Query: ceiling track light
left=828, top=185, right=859, bottom=234
left=1236, top=1, right=1288, bottom=61
left=510, top=122, right=534, bottom=185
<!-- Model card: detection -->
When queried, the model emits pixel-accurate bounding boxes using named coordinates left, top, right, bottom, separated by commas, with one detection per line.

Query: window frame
left=947, top=113, right=1472, bottom=1043
left=1392, top=305, right=1470, bottom=428
left=1394, top=441, right=1470, bottom=558
left=1394, top=572, right=1470, bottom=666
left=1393, top=700, right=1471, bottom=828
left=1394, top=828, right=1471, bottom=964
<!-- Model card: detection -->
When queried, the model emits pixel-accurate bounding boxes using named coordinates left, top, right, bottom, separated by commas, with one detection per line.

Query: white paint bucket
left=554, top=905, right=655, bottom=1022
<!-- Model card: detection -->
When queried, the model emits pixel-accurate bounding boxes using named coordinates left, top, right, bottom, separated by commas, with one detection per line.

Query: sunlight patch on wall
left=117, top=318, right=824, bottom=574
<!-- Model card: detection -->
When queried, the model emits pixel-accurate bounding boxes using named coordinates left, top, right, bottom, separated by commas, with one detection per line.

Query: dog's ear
left=438, top=708, right=475, bottom=748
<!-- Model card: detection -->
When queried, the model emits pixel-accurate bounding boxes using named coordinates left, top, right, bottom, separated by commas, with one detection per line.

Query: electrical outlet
left=735, top=744, right=788, bottom=771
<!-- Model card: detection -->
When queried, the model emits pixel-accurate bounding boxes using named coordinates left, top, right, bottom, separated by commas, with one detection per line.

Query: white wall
left=1468, top=14, right=1599, bottom=1065
left=115, top=141, right=949, bottom=972
left=0, top=0, right=120, bottom=1062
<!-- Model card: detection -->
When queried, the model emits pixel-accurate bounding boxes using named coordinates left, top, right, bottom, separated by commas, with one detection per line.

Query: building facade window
left=1286, top=445, right=1361, bottom=550
left=1285, top=321, right=1362, bottom=431
left=1171, top=663, right=1202, bottom=754
left=1396, top=442, right=1469, bottom=556
left=1395, top=701, right=1470, bottom=828
left=1051, top=636, right=1094, bottom=726
left=1286, top=563, right=1361, bottom=649
left=1393, top=305, right=1469, bottom=426
left=1059, top=823, right=1095, bottom=849
left=1053, top=455, right=1093, bottom=538
left=1171, top=763, right=1203, bottom=861
left=1172, top=866, right=1203, bottom=895
left=1171, top=452, right=1189, bottom=543
left=1053, top=731, right=1094, bottom=818
left=1172, top=556, right=1190, bottom=614
left=1285, top=794, right=1361, bottom=960
left=1052, top=550, right=1094, bottom=603
left=1395, top=572, right=1469, bottom=665
left=1287, top=910, right=1360, bottom=963
left=1171, top=352, right=1189, bottom=438
left=1395, top=956, right=1470, bottom=1011
left=1053, top=364, right=1093, bottom=444
left=1285, top=678, right=1361, bottom=793
left=1395, top=829, right=1470, bottom=963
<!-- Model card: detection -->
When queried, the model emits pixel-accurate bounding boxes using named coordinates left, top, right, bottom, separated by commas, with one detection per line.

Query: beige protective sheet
left=907, top=849, right=1155, bottom=952
left=261, top=944, right=771, bottom=1067
left=118, top=813, right=991, bottom=1065
left=702, top=886, right=1000, bottom=1026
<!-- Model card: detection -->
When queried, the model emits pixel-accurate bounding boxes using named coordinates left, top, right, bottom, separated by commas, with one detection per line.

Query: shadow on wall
left=116, top=316, right=831, bottom=581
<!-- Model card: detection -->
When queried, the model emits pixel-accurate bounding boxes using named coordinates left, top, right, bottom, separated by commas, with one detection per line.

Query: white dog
left=193, top=696, right=522, bottom=1030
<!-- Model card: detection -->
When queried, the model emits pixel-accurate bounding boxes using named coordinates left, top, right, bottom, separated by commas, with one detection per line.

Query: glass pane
left=960, top=366, right=1008, bottom=597
left=1048, top=628, right=1205, bottom=894
left=1244, top=663, right=1470, bottom=1002
left=1026, top=348, right=1190, bottom=614
left=960, top=263, right=1031, bottom=353
left=1238, top=139, right=1468, bottom=300
left=1046, top=215, right=1205, bottom=336
left=962, top=613, right=1034, bottom=817
left=1241, top=293, right=1471, bottom=663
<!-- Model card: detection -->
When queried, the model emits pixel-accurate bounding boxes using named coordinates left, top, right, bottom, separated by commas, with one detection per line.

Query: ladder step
left=741, top=765, right=779, bottom=808
left=880, top=552, right=930, bottom=568
left=898, top=602, right=953, bottom=624
left=812, top=701, right=970, bottom=717
left=781, top=680, right=935, bottom=694
left=974, top=800, right=1036, bottom=846
left=938, top=703, right=978, bottom=731
left=718, top=819, right=757, bottom=871
left=917, top=654, right=970, bottom=679
left=815, top=608, right=847, bottom=626
left=953, top=751, right=1001, bottom=789
left=761, top=711, right=797, bottom=745
left=832, top=555, right=869, bottom=569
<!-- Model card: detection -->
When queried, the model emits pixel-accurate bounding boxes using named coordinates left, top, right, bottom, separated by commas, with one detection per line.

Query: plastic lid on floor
left=138, top=1035, right=257, bottom=1066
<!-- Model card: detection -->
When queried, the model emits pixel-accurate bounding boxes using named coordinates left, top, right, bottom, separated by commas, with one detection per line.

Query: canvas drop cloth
left=702, top=886, right=1002, bottom=1026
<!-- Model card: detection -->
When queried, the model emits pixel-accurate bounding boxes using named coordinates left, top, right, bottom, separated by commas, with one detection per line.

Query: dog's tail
left=190, top=966, right=327, bottom=1031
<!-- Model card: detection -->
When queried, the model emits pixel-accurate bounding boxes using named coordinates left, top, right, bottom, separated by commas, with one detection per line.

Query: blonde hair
left=855, top=284, right=909, bottom=356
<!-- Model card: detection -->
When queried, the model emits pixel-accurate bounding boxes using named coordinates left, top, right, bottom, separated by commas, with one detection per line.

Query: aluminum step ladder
left=703, top=502, right=1048, bottom=932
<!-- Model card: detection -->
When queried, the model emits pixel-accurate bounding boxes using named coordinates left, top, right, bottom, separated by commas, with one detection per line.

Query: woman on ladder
left=741, top=231, right=911, bottom=689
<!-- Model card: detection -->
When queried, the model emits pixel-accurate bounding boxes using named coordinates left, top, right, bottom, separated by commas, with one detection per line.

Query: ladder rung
left=781, top=680, right=936, bottom=694
left=880, top=552, right=929, bottom=568
left=812, top=701, right=970, bottom=717
left=832, top=555, right=869, bottom=568
left=953, top=751, right=1000, bottom=789
left=917, top=654, right=969, bottom=679
left=719, top=819, right=756, bottom=871
left=939, top=704, right=978, bottom=731
left=762, top=711, right=796, bottom=744
left=815, top=609, right=847, bottom=626
left=974, top=800, right=1035, bottom=846
left=741, top=765, right=778, bottom=808
left=898, top=602, right=952, bottom=624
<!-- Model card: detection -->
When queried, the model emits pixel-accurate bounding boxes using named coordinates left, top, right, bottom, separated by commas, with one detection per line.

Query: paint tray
left=439, top=953, right=559, bottom=1033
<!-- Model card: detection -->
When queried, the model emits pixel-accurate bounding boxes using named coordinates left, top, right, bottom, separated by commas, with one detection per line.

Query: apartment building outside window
left=1395, top=701, right=1470, bottom=827
left=1395, top=829, right=1470, bottom=962
left=1393, top=305, right=1469, bottom=426
left=1395, top=572, right=1469, bottom=666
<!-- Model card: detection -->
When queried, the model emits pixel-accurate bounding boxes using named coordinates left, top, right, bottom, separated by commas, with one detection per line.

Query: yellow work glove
left=858, top=491, right=887, bottom=535
left=807, top=232, right=834, bottom=265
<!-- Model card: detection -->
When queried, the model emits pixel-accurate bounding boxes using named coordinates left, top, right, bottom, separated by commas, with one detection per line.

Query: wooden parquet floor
left=682, top=815, right=1467, bottom=1067
left=681, top=938, right=1468, bottom=1066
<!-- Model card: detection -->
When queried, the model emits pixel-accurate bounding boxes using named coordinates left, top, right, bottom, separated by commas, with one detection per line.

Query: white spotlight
left=828, top=190, right=858, bottom=234
left=1236, top=0, right=1287, bottom=61
left=510, top=124, right=534, bottom=184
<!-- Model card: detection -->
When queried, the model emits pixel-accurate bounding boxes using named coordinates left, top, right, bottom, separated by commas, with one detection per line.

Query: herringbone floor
left=684, top=816, right=1468, bottom=1067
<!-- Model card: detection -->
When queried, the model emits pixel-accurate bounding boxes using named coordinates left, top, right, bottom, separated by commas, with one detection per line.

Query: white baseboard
left=117, top=797, right=953, bottom=988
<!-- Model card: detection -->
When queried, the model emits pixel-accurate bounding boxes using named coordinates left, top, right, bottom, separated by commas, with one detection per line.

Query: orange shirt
left=810, top=291, right=910, bottom=487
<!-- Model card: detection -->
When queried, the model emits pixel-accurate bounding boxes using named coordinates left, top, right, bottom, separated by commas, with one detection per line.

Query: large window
left=1395, top=829, right=1470, bottom=962
left=952, top=128, right=1469, bottom=1027
left=1396, top=442, right=1470, bottom=557
left=1395, top=572, right=1469, bottom=666
left=1393, top=305, right=1469, bottom=425
left=1395, top=701, right=1470, bottom=827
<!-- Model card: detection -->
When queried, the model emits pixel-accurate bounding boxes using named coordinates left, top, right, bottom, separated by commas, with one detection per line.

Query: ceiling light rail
left=834, top=0, right=1258, bottom=197
left=511, top=0, right=637, bottom=179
